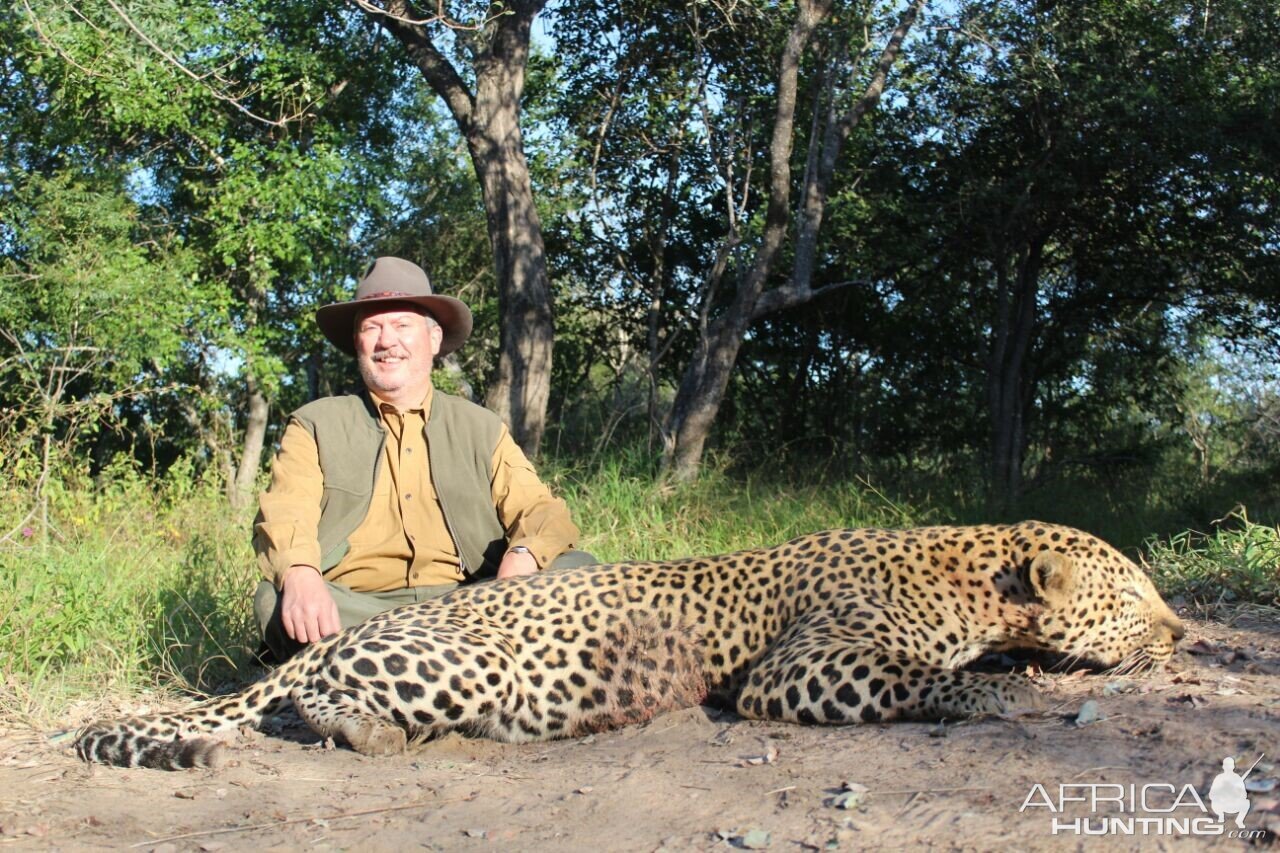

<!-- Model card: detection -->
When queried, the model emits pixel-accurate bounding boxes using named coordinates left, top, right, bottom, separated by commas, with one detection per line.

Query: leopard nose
left=1165, top=616, right=1185, bottom=643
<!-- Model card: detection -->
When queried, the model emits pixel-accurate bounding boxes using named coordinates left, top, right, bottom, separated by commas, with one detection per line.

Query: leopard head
left=1024, top=535, right=1183, bottom=673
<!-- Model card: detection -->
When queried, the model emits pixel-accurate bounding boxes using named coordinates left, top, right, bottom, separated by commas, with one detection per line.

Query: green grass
left=553, top=450, right=925, bottom=563
left=0, top=464, right=259, bottom=725
left=2, top=451, right=1276, bottom=727
left=1144, top=508, right=1280, bottom=608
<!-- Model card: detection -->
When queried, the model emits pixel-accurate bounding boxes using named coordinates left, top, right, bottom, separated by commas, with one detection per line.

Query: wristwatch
left=508, top=546, right=531, bottom=555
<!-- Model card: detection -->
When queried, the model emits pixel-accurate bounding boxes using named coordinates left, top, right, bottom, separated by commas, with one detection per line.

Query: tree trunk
left=232, top=373, right=270, bottom=509
left=664, top=0, right=831, bottom=480
left=985, top=239, right=1044, bottom=511
left=646, top=139, right=683, bottom=448
left=662, top=0, right=926, bottom=480
left=468, top=96, right=553, bottom=455
left=369, top=0, right=552, bottom=456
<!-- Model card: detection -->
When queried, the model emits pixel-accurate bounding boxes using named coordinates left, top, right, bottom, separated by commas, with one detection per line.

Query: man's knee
left=550, top=549, right=597, bottom=571
left=254, top=580, right=279, bottom=634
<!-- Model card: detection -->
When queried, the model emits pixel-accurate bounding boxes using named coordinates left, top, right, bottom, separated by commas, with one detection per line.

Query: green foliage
left=0, top=169, right=193, bottom=363
left=0, top=459, right=258, bottom=721
left=714, top=0, right=1280, bottom=506
left=0, top=168, right=197, bottom=487
left=4, top=0, right=431, bottom=475
left=1145, top=509, right=1280, bottom=608
left=5, top=0, right=1275, bottom=519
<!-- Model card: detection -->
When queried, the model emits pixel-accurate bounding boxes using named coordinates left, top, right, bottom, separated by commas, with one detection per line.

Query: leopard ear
left=1029, top=551, right=1076, bottom=605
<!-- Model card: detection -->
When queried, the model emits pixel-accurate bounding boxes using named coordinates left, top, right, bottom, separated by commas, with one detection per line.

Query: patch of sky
left=125, top=164, right=165, bottom=207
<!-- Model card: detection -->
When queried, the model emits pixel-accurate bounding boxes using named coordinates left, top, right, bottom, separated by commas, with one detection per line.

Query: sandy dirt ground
left=2, top=609, right=1279, bottom=851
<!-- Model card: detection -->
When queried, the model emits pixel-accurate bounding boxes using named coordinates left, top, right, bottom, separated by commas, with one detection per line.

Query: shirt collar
left=368, top=385, right=433, bottom=416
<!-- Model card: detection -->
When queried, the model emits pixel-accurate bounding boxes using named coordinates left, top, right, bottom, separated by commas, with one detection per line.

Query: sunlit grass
left=1144, top=508, right=1280, bottom=608
left=0, top=465, right=259, bottom=726
left=550, top=451, right=926, bottom=563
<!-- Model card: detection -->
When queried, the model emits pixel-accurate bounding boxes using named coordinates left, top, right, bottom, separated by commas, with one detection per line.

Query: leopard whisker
left=1105, top=649, right=1153, bottom=677
left=1051, top=650, right=1088, bottom=673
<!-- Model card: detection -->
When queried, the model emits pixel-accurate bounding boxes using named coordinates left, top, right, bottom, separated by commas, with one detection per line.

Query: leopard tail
left=74, top=637, right=331, bottom=770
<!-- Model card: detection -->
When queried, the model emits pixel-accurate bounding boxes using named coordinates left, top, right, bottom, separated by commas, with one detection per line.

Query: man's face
left=353, top=305, right=443, bottom=401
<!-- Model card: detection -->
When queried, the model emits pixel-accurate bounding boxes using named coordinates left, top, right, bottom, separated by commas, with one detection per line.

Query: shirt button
left=406, top=448, right=413, bottom=455
left=405, top=493, right=413, bottom=500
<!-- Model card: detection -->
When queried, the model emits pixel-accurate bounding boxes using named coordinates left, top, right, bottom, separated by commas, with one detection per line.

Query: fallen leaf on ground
left=827, top=781, right=869, bottom=810
left=1182, top=640, right=1219, bottom=656
left=738, top=746, right=778, bottom=767
left=1169, top=694, right=1210, bottom=709
left=737, top=829, right=771, bottom=849
left=1103, top=681, right=1136, bottom=696
left=236, top=725, right=264, bottom=743
left=828, top=791, right=862, bottom=810
left=1075, top=700, right=1104, bottom=726
left=1245, top=778, right=1278, bottom=794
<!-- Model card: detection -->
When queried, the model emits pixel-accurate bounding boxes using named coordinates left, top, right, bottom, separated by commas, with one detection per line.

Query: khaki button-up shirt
left=255, top=387, right=578, bottom=592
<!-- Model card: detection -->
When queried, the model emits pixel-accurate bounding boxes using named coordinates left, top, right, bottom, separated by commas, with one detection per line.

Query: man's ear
left=1028, top=551, right=1076, bottom=605
left=428, top=319, right=443, bottom=356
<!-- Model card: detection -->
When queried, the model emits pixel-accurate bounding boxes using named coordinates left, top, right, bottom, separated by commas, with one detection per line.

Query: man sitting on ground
left=253, top=256, right=591, bottom=662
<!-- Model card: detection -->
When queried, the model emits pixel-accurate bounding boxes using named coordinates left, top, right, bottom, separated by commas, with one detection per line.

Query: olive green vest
left=290, top=391, right=507, bottom=580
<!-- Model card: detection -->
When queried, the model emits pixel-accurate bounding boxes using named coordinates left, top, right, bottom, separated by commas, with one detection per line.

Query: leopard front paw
left=924, top=673, right=1043, bottom=718
left=960, top=674, right=1044, bottom=715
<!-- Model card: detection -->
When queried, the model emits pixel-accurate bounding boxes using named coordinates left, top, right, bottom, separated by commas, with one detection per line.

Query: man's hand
left=496, top=549, right=538, bottom=580
left=280, top=564, right=341, bottom=644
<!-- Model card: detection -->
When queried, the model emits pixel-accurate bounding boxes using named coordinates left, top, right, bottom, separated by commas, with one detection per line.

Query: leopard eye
left=1121, top=588, right=1144, bottom=600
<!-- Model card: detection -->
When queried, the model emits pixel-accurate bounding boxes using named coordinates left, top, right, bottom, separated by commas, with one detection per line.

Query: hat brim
left=316, top=294, right=473, bottom=357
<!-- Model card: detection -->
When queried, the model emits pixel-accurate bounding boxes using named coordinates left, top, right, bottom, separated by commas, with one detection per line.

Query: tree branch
left=96, top=0, right=299, bottom=127
left=759, top=0, right=928, bottom=323
left=357, top=0, right=477, bottom=128
left=751, top=278, right=869, bottom=321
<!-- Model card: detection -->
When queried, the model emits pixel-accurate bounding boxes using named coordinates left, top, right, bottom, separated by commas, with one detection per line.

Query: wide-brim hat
left=316, top=257, right=473, bottom=356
